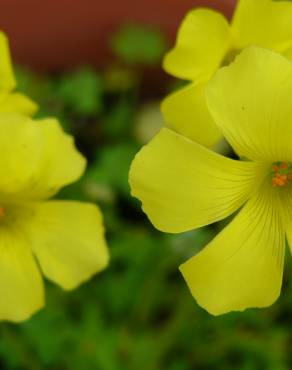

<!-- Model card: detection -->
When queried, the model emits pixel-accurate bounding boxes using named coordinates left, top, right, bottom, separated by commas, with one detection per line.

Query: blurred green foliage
left=2, top=24, right=292, bottom=370
left=110, top=24, right=167, bottom=65
left=57, top=67, right=104, bottom=116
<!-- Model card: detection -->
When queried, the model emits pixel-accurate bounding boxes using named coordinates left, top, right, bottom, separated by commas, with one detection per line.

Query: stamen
left=272, top=161, right=292, bottom=187
left=0, top=207, right=5, bottom=218
left=0, top=207, right=5, bottom=219
left=280, top=162, right=288, bottom=170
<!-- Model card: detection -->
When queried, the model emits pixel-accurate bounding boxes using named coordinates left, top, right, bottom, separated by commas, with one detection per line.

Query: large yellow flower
left=162, top=0, right=292, bottom=147
left=0, top=113, right=109, bottom=322
left=0, top=32, right=37, bottom=116
left=130, top=46, right=292, bottom=315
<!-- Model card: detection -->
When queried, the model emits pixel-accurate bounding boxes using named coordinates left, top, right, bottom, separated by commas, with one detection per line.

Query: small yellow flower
left=0, top=113, right=109, bottom=322
left=130, top=46, right=292, bottom=315
left=0, top=32, right=38, bottom=116
left=162, top=0, right=292, bottom=147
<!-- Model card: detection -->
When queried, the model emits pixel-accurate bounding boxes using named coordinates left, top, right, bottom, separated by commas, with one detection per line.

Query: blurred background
left=2, top=1, right=292, bottom=369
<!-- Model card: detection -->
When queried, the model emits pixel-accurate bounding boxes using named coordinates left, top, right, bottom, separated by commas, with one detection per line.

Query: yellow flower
left=129, top=46, right=292, bottom=315
left=0, top=32, right=38, bottom=116
left=0, top=113, right=109, bottom=322
left=162, top=0, right=292, bottom=147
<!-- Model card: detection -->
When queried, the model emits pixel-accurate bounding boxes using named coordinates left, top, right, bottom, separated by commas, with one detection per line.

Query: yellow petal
left=163, top=8, right=231, bottom=81
left=206, top=46, right=292, bottom=162
left=232, top=0, right=292, bottom=52
left=280, top=187, right=292, bottom=254
left=0, top=114, right=43, bottom=195
left=161, top=82, right=222, bottom=147
left=180, top=189, right=285, bottom=315
left=22, top=201, right=109, bottom=290
left=283, top=45, right=292, bottom=61
left=286, top=227, right=292, bottom=255
left=0, top=114, right=86, bottom=200
left=0, top=227, right=44, bottom=322
left=129, top=128, right=263, bottom=233
left=0, top=32, right=16, bottom=92
left=0, top=92, right=38, bottom=116
left=30, top=118, right=86, bottom=199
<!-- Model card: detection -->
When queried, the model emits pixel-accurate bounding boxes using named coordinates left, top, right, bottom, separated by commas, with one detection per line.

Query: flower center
left=272, top=161, right=292, bottom=187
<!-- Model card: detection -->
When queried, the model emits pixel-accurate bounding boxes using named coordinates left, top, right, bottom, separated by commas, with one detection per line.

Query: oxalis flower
left=162, top=0, right=292, bottom=147
left=0, top=113, right=109, bottom=322
left=129, top=46, right=292, bottom=315
left=0, top=32, right=37, bottom=116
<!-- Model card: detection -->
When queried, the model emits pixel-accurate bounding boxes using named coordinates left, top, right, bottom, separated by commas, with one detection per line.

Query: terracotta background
left=0, top=0, right=236, bottom=71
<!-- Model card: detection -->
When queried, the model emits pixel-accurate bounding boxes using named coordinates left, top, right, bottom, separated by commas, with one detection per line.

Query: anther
left=272, top=161, right=292, bottom=187
left=0, top=207, right=6, bottom=219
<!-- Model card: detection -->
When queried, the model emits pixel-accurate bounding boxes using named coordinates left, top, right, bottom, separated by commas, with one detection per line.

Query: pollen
left=0, top=207, right=5, bottom=219
left=0, top=207, right=5, bottom=218
left=272, top=161, right=292, bottom=187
